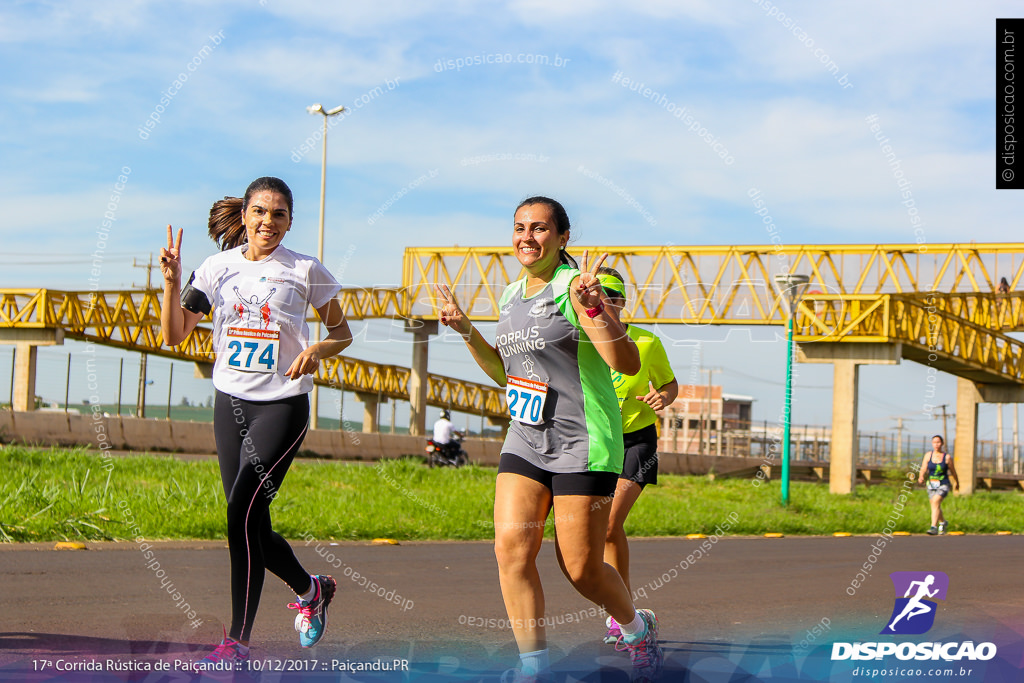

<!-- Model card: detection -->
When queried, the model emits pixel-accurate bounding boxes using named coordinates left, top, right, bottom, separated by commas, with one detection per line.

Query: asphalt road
left=1, top=536, right=1022, bottom=682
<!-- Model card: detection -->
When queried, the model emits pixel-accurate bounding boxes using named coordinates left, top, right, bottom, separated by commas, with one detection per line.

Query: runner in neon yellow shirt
left=597, top=267, right=679, bottom=646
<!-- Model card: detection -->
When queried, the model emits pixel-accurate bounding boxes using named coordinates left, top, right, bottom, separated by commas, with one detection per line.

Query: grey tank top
left=495, top=265, right=623, bottom=474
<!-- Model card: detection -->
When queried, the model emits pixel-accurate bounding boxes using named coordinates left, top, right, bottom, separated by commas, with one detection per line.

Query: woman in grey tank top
left=435, top=197, right=664, bottom=682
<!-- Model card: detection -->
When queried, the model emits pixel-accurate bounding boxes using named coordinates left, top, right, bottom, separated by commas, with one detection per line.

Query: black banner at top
left=997, top=18, right=1024, bottom=188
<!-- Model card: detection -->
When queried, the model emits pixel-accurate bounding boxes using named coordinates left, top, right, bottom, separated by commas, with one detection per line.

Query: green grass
left=631, top=471, right=1023, bottom=535
left=0, top=445, right=1021, bottom=542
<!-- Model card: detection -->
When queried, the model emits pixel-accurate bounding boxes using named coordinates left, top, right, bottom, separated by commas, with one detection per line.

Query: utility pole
left=132, top=254, right=157, bottom=290
left=696, top=390, right=703, bottom=457
left=706, top=368, right=713, bottom=456
left=132, top=255, right=155, bottom=418
left=1014, top=405, right=1020, bottom=475
left=892, top=417, right=905, bottom=465
left=701, top=367, right=721, bottom=456
left=997, top=404, right=1005, bottom=473
left=695, top=350, right=704, bottom=457
left=166, top=363, right=174, bottom=421
left=117, top=357, right=123, bottom=416
left=697, top=372, right=704, bottom=455
left=936, top=403, right=950, bottom=446
left=306, top=103, right=346, bottom=431
left=136, top=353, right=147, bottom=418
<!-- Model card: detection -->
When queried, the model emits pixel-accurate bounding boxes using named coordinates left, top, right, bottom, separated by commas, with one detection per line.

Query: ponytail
left=208, top=197, right=246, bottom=251
left=559, top=247, right=579, bottom=269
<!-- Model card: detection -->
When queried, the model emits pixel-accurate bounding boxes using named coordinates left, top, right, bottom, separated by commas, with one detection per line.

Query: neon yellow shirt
left=610, top=325, right=675, bottom=434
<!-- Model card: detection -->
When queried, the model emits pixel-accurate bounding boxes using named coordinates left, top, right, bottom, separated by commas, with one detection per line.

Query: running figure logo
left=881, top=571, right=949, bottom=635
left=521, top=354, right=542, bottom=381
left=233, top=286, right=277, bottom=329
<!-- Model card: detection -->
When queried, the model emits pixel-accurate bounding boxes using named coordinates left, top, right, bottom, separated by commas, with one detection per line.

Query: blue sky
left=2, top=1, right=1021, bottom=442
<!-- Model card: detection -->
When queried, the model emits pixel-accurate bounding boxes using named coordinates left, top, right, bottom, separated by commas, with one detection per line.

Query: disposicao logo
left=831, top=571, right=997, bottom=662
left=882, top=571, right=948, bottom=635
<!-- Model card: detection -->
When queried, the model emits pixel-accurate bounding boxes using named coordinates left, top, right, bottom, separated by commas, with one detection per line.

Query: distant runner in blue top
left=917, top=435, right=960, bottom=535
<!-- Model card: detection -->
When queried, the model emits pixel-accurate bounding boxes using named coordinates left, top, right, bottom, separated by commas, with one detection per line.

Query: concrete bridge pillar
left=797, top=342, right=901, bottom=494
left=406, top=320, right=438, bottom=437
left=355, top=391, right=380, bottom=433
left=959, top=382, right=1024, bottom=495
left=0, top=329, right=64, bottom=411
left=830, top=360, right=860, bottom=494
left=955, top=378, right=981, bottom=496
left=13, top=344, right=38, bottom=412
left=486, top=415, right=510, bottom=439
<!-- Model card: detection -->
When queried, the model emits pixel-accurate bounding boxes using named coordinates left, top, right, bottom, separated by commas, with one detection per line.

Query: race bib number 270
left=506, top=375, right=548, bottom=425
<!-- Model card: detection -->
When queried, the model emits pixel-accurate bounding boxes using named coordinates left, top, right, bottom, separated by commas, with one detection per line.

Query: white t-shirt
left=189, top=243, right=341, bottom=401
left=433, top=418, right=455, bottom=444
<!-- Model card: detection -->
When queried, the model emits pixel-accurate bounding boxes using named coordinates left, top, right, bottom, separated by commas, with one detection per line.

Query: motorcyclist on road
left=432, top=410, right=462, bottom=461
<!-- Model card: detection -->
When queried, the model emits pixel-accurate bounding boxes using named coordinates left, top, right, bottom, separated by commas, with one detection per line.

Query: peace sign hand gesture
left=575, top=249, right=609, bottom=310
left=435, top=283, right=472, bottom=338
left=160, top=225, right=183, bottom=286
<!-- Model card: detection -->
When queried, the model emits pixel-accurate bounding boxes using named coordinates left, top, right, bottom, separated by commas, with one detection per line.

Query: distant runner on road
left=918, top=435, right=959, bottom=535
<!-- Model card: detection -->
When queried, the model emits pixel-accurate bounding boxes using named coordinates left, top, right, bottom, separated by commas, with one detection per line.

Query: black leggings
left=214, top=390, right=313, bottom=642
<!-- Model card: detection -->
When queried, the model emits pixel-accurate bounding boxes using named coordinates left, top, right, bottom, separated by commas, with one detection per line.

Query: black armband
left=180, top=272, right=212, bottom=315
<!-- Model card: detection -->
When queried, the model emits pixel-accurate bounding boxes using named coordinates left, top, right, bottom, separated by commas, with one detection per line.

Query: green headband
left=597, top=273, right=626, bottom=300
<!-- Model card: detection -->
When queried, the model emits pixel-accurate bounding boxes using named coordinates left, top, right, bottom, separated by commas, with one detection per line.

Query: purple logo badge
left=881, top=571, right=949, bottom=635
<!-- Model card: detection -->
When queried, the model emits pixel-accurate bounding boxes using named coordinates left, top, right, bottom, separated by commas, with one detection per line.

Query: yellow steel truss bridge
left=0, top=287, right=504, bottom=418
left=4, top=243, right=1024, bottom=410
left=4, top=242, right=1024, bottom=493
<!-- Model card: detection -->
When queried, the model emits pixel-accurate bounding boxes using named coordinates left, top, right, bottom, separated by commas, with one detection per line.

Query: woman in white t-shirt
left=159, top=177, right=352, bottom=667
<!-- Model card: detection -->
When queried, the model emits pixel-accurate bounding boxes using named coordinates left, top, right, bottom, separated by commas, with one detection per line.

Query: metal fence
left=669, top=419, right=1022, bottom=475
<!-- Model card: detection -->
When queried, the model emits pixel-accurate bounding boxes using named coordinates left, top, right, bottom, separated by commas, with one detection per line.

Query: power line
left=719, top=367, right=831, bottom=389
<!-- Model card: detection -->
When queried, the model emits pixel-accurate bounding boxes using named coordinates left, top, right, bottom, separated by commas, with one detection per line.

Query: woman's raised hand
left=160, top=225, right=183, bottom=285
left=575, top=249, right=609, bottom=309
left=435, top=283, right=471, bottom=337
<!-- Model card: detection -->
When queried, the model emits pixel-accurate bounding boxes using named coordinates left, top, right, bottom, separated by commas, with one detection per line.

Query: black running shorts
left=498, top=452, right=619, bottom=497
left=620, top=423, right=659, bottom=488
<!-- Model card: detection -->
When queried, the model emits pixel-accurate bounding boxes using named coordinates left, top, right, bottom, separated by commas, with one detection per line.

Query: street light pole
left=306, top=103, right=345, bottom=430
left=774, top=272, right=810, bottom=506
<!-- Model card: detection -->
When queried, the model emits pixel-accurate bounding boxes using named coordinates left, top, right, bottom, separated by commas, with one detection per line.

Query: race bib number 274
left=225, top=327, right=280, bottom=373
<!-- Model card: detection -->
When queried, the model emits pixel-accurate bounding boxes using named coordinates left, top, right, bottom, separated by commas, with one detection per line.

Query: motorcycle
left=425, top=435, right=468, bottom=468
